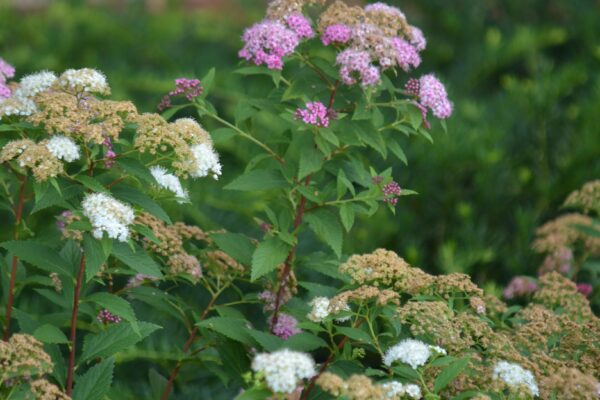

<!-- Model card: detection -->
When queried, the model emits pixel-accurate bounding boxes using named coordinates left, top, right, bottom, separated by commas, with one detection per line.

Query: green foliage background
left=1, top=0, right=599, bottom=397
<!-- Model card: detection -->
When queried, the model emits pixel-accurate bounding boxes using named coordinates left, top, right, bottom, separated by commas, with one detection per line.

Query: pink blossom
left=382, top=181, right=402, bottom=206
left=271, top=313, right=301, bottom=340
left=158, top=78, right=203, bottom=111
left=239, top=20, right=300, bottom=70
left=295, top=101, right=329, bottom=127
left=102, top=137, right=117, bottom=168
left=0, top=84, right=11, bottom=99
left=259, top=290, right=277, bottom=311
left=417, top=74, right=453, bottom=119
left=409, top=26, right=427, bottom=52
left=336, top=49, right=380, bottom=87
left=0, top=57, right=15, bottom=81
left=576, top=283, right=593, bottom=297
left=97, top=309, right=122, bottom=325
left=364, top=2, right=406, bottom=19
left=285, top=13, right=314, bottom=39
left=503, top=276, right=538, bottom=299
left=322, top=24, right=353, bottom=46
left=391, top=38, right=421, bottom=71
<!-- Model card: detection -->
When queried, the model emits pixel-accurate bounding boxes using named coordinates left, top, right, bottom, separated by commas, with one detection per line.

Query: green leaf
left=211, top=232, right=255, bottom=266
left=80, top=322, right=161, bottom=363
left=33, top=324, right=69, bottom=344
left=197, top=317, right=253, bottom=345
left=285, top=332, right=328, bottom=351
left=339, top=203, right=355, bottom=232
left=72, top=357, right=115, bottom=400
left=336, top=169, right=355, bottom=199
left=200, top=68, right=216, bottom=96
left=75, top=175, right=109, bottom=193
left=245, top=329, right=284, bottom=352
left=131, top=224, right=161, bottom=245
left=159, top=104, right=188, bottom=121
left=112, top=242, right=162, bottom=277
left=224, top=169, right=288, bottom=191
left=0, top=240, right=71, bottom=276
left=304, top=209, right=343, bottom=258
left=87, top=292, right=139, bottom=334
left=298, top=148, right=323, bottom=180
left=336, top=326, right=372, bottom=343
left=111, top=186, right=171, bottom=224
left=387, top=138, right=408, bottom=165
left=116, top=158, right=155, bottom=185
left=235, top=386, right=273, bottom=400
left=83, top=233, right=109, bottom=282
left=250, top=237, right=291, bottom=281
left=434, top=357, right=470, bottom=393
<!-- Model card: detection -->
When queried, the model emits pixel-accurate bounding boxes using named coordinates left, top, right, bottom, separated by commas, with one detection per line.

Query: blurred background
left=2, top=0, right=600, bottom=286
left=2, top=0, right=600, bottom=397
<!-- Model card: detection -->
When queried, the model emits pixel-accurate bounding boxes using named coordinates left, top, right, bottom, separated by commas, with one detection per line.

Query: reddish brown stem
left=3, top=175, right=28, bottom=341
left=327, top=80, right=340, bottom=110
left=301, top=336, right=349, bottom=400
left=161, top=294, right=218, bottom=400
left=66, top=255, right=86, bottom=396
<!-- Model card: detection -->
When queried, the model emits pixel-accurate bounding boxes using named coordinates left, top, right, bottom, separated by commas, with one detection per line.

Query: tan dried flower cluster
left=135, top=212, right=203, bottom=279
left=266, top=0, right=326, bottom=20
left=29, top=90, right=136, bottom=145
left=29, top=379, right=71, bottom=400
left=316, top=373, right=385, bottom=400
left=0, top=139, right=63, bottom=181
left=133, top=115, right=214, bottom=178
left=330, top=285, right=400, bottom=312
left=564, top=179, right=600, bottom=214
left=317, top=1, right=366, bottom=33
left=532, top=213, right=600, bottom=255
left=533, top=272, right=595, bottom=319
left=0, top=334, right=53, bottom=380
left=49, top=272, right=63, bottom=293
left=540, top=367, right=600, bottom=400
left=61, top=213, right=83, bottom=241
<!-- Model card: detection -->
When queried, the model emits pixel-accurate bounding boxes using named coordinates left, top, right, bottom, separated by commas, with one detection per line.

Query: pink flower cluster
left=336, top=49, right=380, bottom=87
left=322, top=24, right=353, bottom=46
left=382, top=181, right=402, bottom=206
left=409, top=26, right=427, bottom=51
left=158, top=78, right=203, bottom=111
left=576, top=283, right=593, bottom=297
left=103, top=137, right=117, bottom=168
left=406, top=75, right=453, bottom=119
left=239, top=19, right=302, bottom=70
left=0, top=57, right=15, bottom=99
left=503, top=276, right=538, bottom=299
left=295, top=101, right=330, bottom=127
left=285, top=13, right=314, bottom=39
left=391, top=38, right=421, bottom=72
left=271, top=313, right=302, bottom=340
left=97, top=309, right=122, bottom=325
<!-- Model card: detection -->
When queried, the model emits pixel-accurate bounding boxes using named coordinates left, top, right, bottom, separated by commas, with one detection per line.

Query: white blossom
left=383, top=339, right=432, bottom=369
left=58, top=68, right=110, bottom=95
left=0, top=97, right=36, bottom=118
left=150, top=165, right=189, bottom=203
left=15, top=71, right=57, bottom=99
left=46, top=135, right=80, bottom=162
left=189, top=143, right=222, bottom=179
left=81, top=192, right=135, bottom=242
left=429, top=345, right=447, bottom=356
left=493, top=361, right=539, bottom=397
left=307, top=297, right=330, bottom=322
left=381, top=381, right=422, bottom=399
left=251, top=349, right=315, bottom=394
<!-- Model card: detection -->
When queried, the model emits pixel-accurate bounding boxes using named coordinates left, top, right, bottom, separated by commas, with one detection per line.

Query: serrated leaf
left=72, top=357, right=114, bottom=400
left=112, top=242, right=162, bottom=277
left=112, top=186, right=171, bottom=224
left=211, top=232, right=255, bottom=266
left=250, top=237, right=290, bottom=281
left=0, top=240, right=71, bottom=276
left=80, top=322, right=161, bottom=363
left=336, top=169, right=355, bottom=199
left=225, top=169, right=288, bottom=191
left=285, top=332, right=328, bottom=351
left=33, top=324, right=69, bottom=344
left=304, top=209, right=343, bottom=258
left=83, top=234, right=108, bottom=282
left=245, top=329, right=284, bottom=352
left=235, top=387, right=273, bottom=400
left=434, top=357, right=470, bottom=393
left=336, top=326, right=371, bottom=343
left=298, top=148, right=323, bottom=180
left=387, top=139, right=408, bottom=165
left=116, top=158, right=155, bottom=185
left=339, top=204, right=355, bottom=232
left=87, top=292, right=139, bottom=334
left=75, top=175, right=109, bottom=193
left=200, top=68, right=216, bottom=97
left=197, top=317, right=253, bottom=345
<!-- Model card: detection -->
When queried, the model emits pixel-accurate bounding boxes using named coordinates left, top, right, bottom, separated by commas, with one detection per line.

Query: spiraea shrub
left=0, top=1, right=597, bottom=399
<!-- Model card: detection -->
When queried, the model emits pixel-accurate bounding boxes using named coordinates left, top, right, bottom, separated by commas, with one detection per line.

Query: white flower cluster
left=46, top=135, right=80, bottom=162
left=190, top=143, right=222, bottom=179
left=82, top=192, right=135, bottom=242
left=492, top=361, right=539, bottom=397
left=0, top=71, right=57, bottom=118
left=58, top=68, right=110, bottom=95
left=381, top=381, right=422, bottom=399
left=307, top=296, right=351, bottom=323
left=383, top=339, right=443, bottom=369
left=251, top=349, right=316, bottom=394
left=150, top=165, right=189, bottom=203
